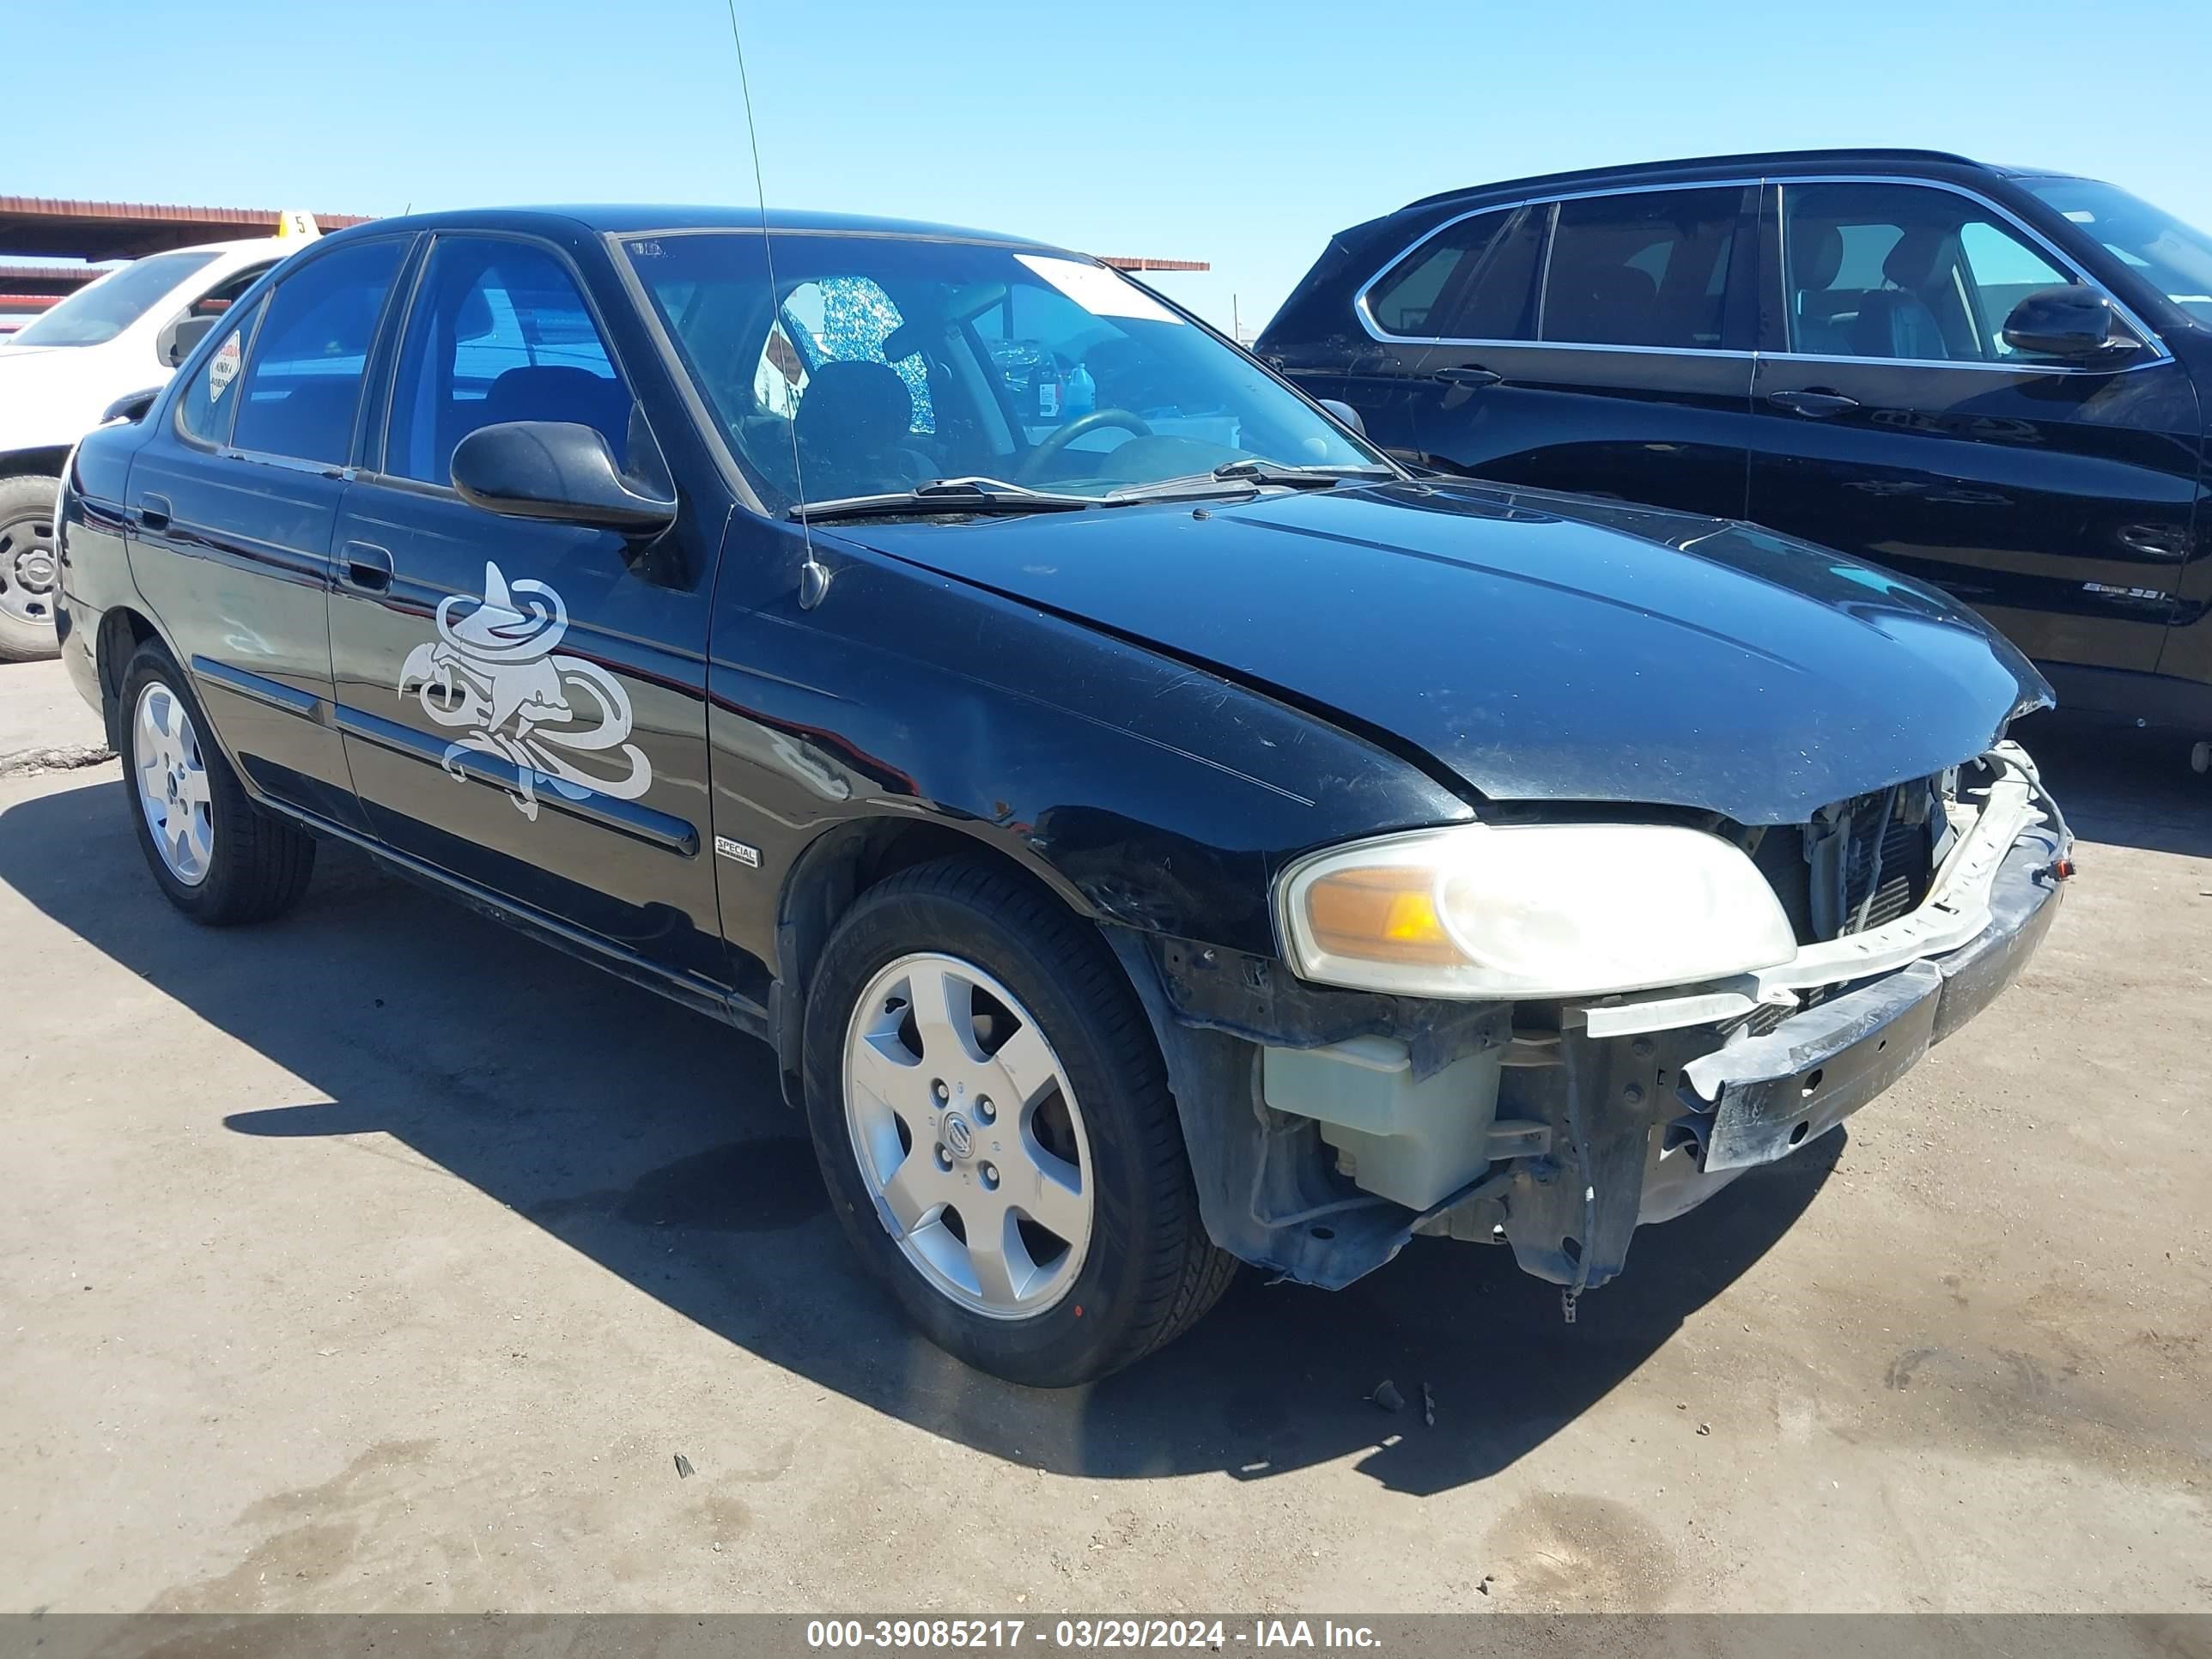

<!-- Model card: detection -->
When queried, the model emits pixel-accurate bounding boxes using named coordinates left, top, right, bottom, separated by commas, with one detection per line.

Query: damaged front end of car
left=1114, top=742, right=2071, bottom=1305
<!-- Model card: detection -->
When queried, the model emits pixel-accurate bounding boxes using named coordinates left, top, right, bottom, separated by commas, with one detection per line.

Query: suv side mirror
left=450, top=421, right=678, bottom=535
left=161, top=314, right=218, bottom=368
left=2002, top=285, right=2131, bottom=360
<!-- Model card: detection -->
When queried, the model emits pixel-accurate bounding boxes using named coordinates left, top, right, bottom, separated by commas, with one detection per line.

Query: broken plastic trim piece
left=1574, top=744, right=2052, bottom=1037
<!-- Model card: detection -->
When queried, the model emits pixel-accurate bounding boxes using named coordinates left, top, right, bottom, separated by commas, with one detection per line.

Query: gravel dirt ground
left=1, top=653, right=2207, bottom=1615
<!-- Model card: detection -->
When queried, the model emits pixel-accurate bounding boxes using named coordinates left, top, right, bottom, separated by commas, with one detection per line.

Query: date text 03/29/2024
left=805, top=1620, right=1381, bottom=1650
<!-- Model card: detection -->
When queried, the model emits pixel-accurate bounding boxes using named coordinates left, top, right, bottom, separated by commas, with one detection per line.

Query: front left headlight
left=1275, top=822, right=1798, bottom=1000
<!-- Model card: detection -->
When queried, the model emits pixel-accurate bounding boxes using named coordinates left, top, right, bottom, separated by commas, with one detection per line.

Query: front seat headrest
left=1790, top=222, right=1844, bottom=292
left=794, top=360, right=915, bottom=454
left=1882, top=228, right=1952, bottom=293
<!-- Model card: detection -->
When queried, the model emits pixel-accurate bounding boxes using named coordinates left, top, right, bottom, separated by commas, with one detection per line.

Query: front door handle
left=1434, top=364, right=1504, bottom=388
left=136, top=493, right=172, bottom=532
left=339, top=540, right=393, bottom=593
left=1766, top=388, right=1861, bottom=418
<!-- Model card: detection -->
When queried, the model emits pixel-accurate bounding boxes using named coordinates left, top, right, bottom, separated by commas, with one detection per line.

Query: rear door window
left=1539, top=188, right=1742, bottom=349
left=228, top=239, right=408, bottom=465
left=1365, top=207, right=1542, bottom=340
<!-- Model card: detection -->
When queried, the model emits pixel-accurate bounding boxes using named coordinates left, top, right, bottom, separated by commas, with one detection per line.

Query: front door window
left=1779, top=183, right=2110, bottom=367
left=385, top=236, right=633, bottom=488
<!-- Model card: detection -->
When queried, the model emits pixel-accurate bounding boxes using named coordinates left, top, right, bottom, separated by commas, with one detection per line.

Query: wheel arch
left=769, top=811, right=1124, bottom=1107
left=0, top=447, right=71, bottom=483
left=93, top=604, right=163, bottom=752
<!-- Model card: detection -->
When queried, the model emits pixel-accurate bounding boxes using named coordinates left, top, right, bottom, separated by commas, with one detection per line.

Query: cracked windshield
left=622, top=231, right=1386, bottom=514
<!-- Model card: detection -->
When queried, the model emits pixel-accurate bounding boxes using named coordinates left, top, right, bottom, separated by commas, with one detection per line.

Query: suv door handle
left=339, top=541, right=393, bottom=593
left=1434, top=364, right=1504, bottom=388
left=1766, top=388, right=1860, bottom=417
left=136, top=493, right=172, bottom=532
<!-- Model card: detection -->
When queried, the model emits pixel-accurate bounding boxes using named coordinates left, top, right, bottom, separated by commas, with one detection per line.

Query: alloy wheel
left=842, top=951, right=1094, bottom=1319
left=133, top=681, right=215, bottom=886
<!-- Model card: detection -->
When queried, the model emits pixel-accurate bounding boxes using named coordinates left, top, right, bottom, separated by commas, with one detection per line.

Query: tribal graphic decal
left=398, top=561, right=651, bottom=820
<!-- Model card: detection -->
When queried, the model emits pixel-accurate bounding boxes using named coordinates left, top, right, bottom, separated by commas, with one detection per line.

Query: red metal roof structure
left=0, top=198, right=368, bottom=260
left=0, top=264, right=96, bottom=313
left=1097, top=256, right=1210, bottom=272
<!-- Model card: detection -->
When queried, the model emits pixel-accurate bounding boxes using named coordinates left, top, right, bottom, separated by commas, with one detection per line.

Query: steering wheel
left=1016, top=408, right=1152, bottom=483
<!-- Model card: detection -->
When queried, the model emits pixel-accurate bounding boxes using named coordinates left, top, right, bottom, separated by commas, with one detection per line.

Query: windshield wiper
left=791, top=477, right=1097, bottom=522
left=1213, top=459, right=1398, bottom=484
left=1104, top=459, right=1397, bottom=504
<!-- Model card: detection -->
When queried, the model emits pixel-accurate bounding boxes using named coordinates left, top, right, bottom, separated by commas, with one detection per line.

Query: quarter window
left=386, top=237, right=633, bottom=487
left=1365, top=207, right=1541, bottom=340
left=1781, top=182, right=2100, bottom=366
left=174, top=296, right=265, bottom=448
left=228, top=239, right=407, bottom=465
left=1540, top=188, right=1741, bottom=349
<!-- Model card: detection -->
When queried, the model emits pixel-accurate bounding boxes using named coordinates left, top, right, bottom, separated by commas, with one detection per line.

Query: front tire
left=0, top=472, right=63, bottom=662
left=803, top=858, right=1235, bottom=1387
left=119, top=642, right=316, bottom=925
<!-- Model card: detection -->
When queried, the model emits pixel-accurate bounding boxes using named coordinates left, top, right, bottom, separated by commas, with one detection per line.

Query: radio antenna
left=722, top=0, right=829, bottom=606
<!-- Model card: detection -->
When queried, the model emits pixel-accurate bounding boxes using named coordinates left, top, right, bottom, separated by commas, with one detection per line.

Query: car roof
left=320, top=204, right=1068, bottom=252
left=111, top=236, right=289, bottom=262
left=1396, top=147, right=2002, bottom=214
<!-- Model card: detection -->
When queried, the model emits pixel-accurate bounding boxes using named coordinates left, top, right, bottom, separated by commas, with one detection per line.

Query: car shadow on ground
left=2013, top=710, right=2212, bottom=860
left=2, top=775, right=1837, bottom=1496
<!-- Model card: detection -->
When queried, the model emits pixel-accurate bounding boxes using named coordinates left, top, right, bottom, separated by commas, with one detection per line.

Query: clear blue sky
left=12, top=0, right=2209, bottom=335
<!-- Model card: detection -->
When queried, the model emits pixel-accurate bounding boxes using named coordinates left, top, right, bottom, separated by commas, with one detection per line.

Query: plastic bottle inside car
left=1066, top=361, right=1096, bottom=419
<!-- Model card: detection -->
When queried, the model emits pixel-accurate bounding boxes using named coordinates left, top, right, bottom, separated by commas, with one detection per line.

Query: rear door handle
left=1766, top=388, right=1860, bottom=417
left=1434, top=364, right=1504, bottom=388
left=339, top=540, right=393, bottom=593
left=136, top=493, right=172, bottom=532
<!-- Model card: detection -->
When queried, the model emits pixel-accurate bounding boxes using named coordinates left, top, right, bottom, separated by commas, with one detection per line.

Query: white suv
left=0, top=235, right=303, bottom=659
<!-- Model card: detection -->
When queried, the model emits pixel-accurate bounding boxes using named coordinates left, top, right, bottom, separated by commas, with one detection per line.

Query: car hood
left=831, top=479, right=2051, bottom=825
left=0, top=342, right=130, bottom=452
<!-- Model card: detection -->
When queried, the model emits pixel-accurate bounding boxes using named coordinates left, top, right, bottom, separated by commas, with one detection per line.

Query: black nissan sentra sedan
left=56, top=208, right=2071, bottom=1385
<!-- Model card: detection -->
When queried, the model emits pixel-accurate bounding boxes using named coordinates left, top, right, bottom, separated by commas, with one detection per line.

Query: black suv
left=1259, top=149, right=2212, bottom=736
left=57, top=207, right=2067, bottom=1385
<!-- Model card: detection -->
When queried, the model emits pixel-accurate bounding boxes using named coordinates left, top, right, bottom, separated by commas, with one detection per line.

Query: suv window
left=228, top=239, right=406, bottom=465
left=386, top=236, right=631, bottom=487
left=1540, top=188, right=1741, bottom=349
left=1365, top=207, right=1541, bottom=340
left=1781, top=182, right=2090, bottom=366
left=175, top=295, right=266, bottom=448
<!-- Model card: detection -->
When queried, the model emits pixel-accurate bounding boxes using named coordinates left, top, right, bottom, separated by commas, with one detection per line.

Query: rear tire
left=119, top=641, right=316, bottom=925
left=803, top=857, right=1236, bottom=1387
left=0, top=473, right=62, bottom=662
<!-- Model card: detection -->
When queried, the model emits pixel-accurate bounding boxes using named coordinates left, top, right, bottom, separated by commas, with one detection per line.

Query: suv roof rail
left=1400, top=148, right=1988, bottom=212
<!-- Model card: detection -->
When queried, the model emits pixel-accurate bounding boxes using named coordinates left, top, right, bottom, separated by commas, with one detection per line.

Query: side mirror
left=1316, top=397, right=1367, bottom=436
left=2002, top=285, right=2130, bottom=360
left=450, top=421, right=678, bottom=535
left=102, top=386, right=164, bottom=425
left=161, top=314, right=218, bottom=368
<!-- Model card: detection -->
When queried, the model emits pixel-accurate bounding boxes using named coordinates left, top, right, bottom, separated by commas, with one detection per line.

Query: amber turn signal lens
left=1302, top=864, right=1465, bottom=967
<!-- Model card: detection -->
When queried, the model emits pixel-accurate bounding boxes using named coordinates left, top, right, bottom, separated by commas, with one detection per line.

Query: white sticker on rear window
left=208, top=332, right=242, bottom=402
left=1015, top=255, right=1182, bottom=324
